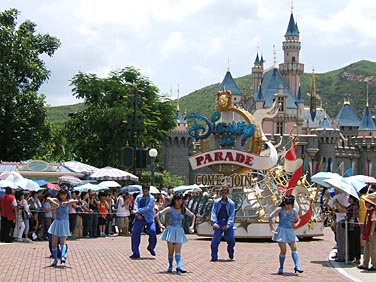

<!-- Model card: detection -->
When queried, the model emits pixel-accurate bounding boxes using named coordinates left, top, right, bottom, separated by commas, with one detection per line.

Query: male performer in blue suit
left=210, top=183, right=236, bottom=261
left=129, top=184, right=157, bottom=259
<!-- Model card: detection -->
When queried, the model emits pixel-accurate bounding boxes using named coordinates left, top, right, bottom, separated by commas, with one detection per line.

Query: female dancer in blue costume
left=47, top=189, right=78, bottom=266
left=156, top=192, right=196, bottom=274
left=268, top=194, right=304, bottom=275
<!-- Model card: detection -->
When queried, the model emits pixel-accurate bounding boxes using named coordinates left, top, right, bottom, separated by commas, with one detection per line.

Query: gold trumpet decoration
left=270, top=166, right=290, bottom=188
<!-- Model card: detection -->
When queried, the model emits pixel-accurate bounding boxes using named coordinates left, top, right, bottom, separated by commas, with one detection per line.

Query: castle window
left=278, top=96, right=285, bottom=112
left=292, top=57, right=296, bottom=63
left=276, top=122, right=284, bottom=135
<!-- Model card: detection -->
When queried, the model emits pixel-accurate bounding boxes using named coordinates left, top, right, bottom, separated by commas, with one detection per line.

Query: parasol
left=324, top=178, right=359, bottom=199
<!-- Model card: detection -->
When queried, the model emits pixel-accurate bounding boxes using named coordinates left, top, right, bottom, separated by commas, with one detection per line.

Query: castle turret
left=334, top=100, right=360, bottom=142
left=279, top=9, right=304, bottom=98
left=218, top=67, right=242, bottom=105
left=312, top=110, right=340, bottom=174
left=252, top=52, right=263, bottom=93
left=296, top=84, right=304, bottom=127
left=255, top=83, right=265, bottom=110
left=357, top=83, right=376, bottom=136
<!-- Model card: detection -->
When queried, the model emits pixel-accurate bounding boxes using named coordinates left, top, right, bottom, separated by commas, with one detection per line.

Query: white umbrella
left=58, top=175, right=83, bottom=185
left=74, top=182, right=109, bottom=192
left=118, top=184, right=159, bottom=194
left=89, top=166, right=138, bottom=181
left=0, top=180, right=18, bottom=189
left=324, top=178, right=359, bottom=199
left=150, top=186, right=160, bottom=194
left=99, top=180, right=121, bottom=188
left=173, top=185, right=202, bottom=194
left=14, top=178, right=41, bottom=191
left=0, top=171, right=24, bottom=182
left=63, top=160, right=98, bottom=175
left=347, top=175, right=376, bottom=184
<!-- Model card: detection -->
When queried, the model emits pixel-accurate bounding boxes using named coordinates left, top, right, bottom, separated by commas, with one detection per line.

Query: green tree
left=0, top=9, right=61, bottom=161
left=65, top=66, right=176, bottom=168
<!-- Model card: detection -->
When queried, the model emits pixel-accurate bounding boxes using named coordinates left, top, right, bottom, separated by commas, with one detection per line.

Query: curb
left=328, top=249, right=364, bottom=282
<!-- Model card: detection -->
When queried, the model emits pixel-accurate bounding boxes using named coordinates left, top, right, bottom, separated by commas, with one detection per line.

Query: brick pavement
left=0, top=228, right=372, bottom=282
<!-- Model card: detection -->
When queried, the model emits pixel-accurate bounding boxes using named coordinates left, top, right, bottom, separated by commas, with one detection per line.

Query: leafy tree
left=139, top=170, right=184, bottom=189
left=0, top=9, right=61, bottom=161
left=65, top=66, right=176, bottom=168
left=36, top=123, right=78, bottom=162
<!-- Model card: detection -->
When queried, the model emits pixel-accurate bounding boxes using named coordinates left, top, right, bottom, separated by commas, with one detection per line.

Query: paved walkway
left=0, top=228, right=374, bottom=282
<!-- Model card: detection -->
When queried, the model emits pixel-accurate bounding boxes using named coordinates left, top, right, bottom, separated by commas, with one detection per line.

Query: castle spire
left=177, top=84, right=180, bottom=111
left=291, top=0, right=294, bottom=14
left=366, top=82, right=369, bottom=107
left=309, top=67, right=317, bottom=121
left=273, top=45, right=277, bottom=69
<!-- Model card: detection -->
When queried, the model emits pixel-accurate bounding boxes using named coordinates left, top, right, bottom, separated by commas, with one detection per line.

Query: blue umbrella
left=343, top=177, right=367, bottom=192
left=324, top=178, right=359, bottom=199
left=311, top=172, right=343, bottom=187
left=35, top=179, right=48, bottom=186
left=118, top=185, right=142, bottom=195
left=75, top=182, right=109, bottom=192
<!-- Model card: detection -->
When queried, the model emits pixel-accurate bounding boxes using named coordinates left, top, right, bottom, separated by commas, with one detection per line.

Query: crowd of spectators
left=325, top=184, right=376, bottom=271
left=0, top=184, right=189, bottom=243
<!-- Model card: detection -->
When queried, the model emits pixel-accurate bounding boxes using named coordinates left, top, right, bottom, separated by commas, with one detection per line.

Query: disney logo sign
left=185, top=112, right=256, bottom=147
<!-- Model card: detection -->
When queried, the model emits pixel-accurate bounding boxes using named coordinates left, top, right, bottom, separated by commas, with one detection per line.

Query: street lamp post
left=123, top=86, right=145, bottom=175
left=149, top=148, right=158, bottom=186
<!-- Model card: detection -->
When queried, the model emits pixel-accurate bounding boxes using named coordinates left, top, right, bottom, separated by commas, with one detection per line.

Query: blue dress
left=160, top=207, right=193, bottom=243
left=48, top=201, right=71, bottom=237
left=272, top=207, right=299, bottom=243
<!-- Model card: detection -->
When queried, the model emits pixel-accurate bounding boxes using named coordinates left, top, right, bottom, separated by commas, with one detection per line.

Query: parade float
left=184, top=90, right=324, bottom=238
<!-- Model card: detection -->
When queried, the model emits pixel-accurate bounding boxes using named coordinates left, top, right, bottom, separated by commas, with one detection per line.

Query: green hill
left=47, top=103, right=85, bottom=125
left=47, top=60, right=376, bottom=124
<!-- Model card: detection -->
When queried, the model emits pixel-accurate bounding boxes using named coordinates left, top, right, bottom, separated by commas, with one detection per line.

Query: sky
left=1, top=0, right=376, bottom=106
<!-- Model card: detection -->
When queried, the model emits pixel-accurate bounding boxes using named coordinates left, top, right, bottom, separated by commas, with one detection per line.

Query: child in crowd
left=358, top=192, right=376, bottom=271
left=98, top=192, right=109, bottom=237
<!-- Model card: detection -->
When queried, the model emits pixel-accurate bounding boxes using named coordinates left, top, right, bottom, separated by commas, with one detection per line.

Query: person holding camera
left=88, top=191, right=99, bottom=238
left=328, top=189, right=349, bottom=263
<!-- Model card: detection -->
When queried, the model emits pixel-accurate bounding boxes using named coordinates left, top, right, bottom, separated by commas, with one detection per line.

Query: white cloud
left=303, top=0, right=376, bottom=46
left=161, top=32, right=186, bottom=58
left=0, top=0, right=376, bottom=105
